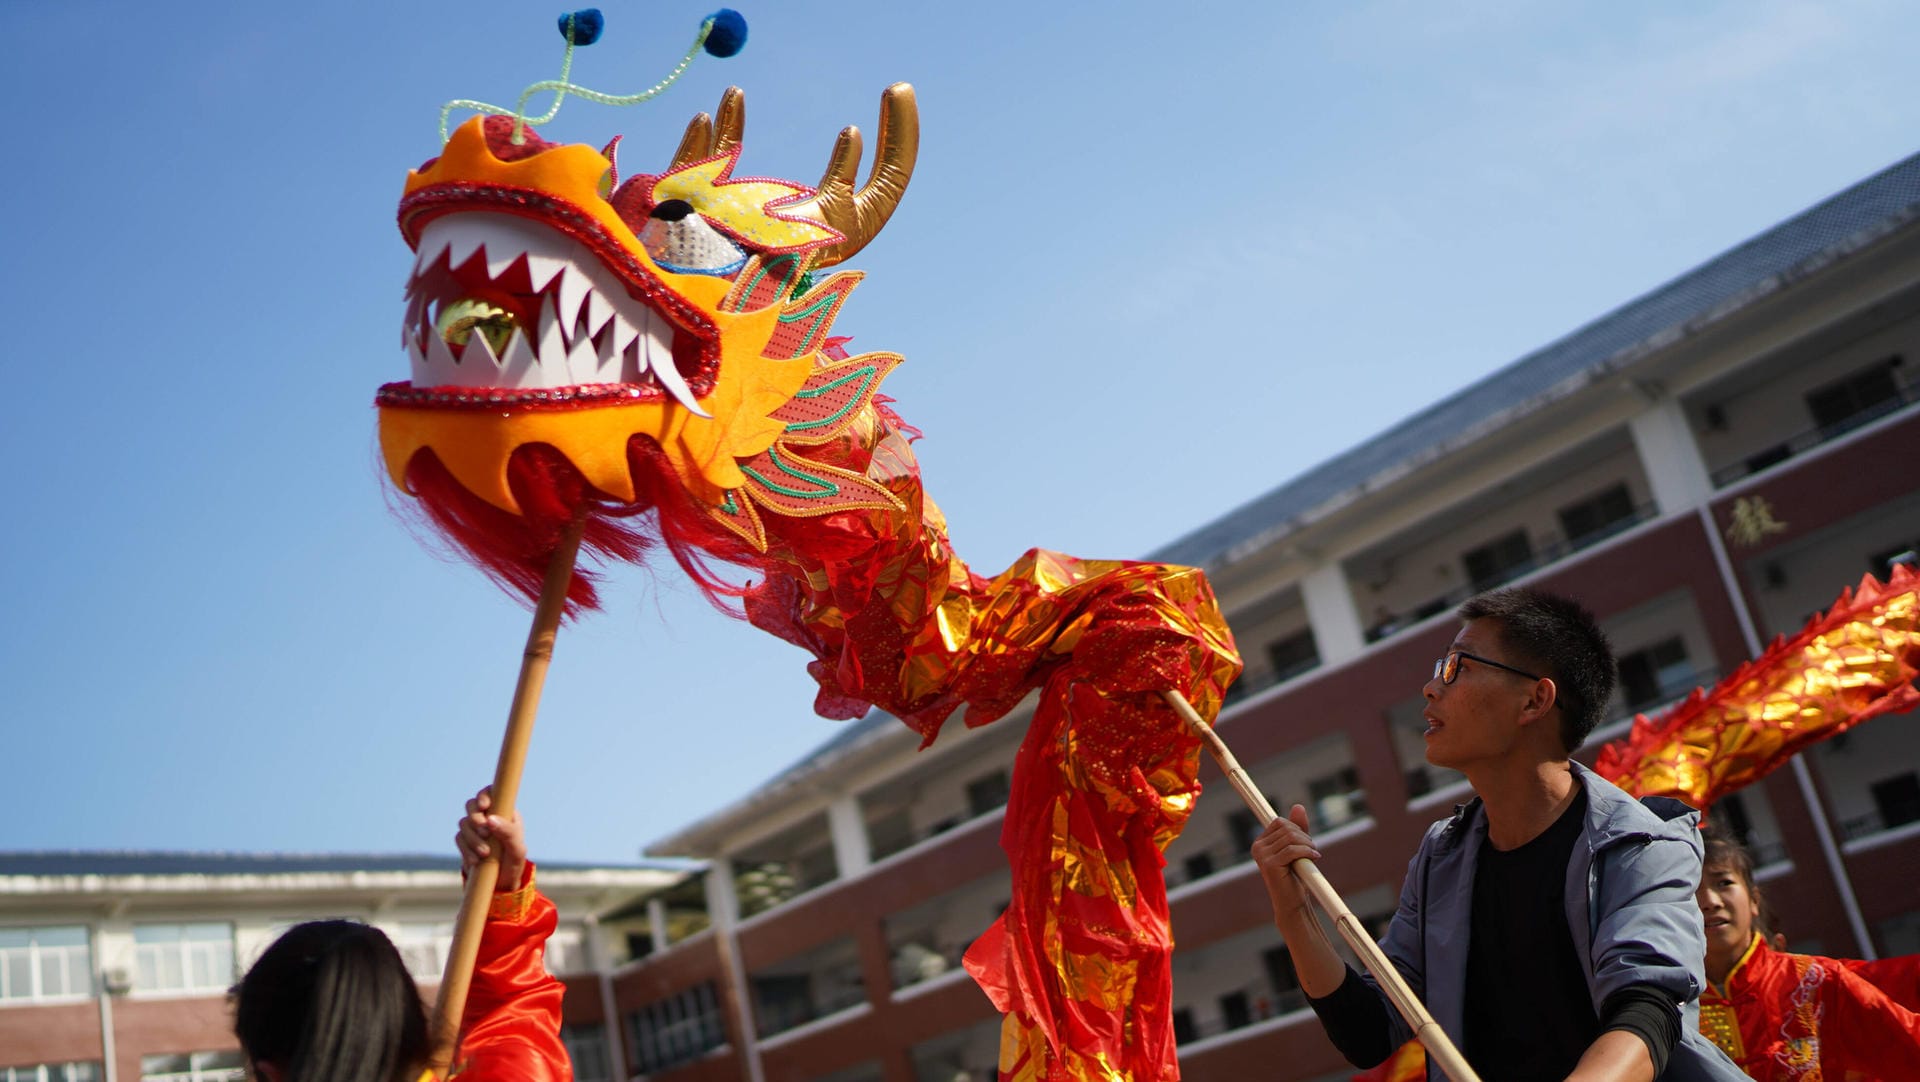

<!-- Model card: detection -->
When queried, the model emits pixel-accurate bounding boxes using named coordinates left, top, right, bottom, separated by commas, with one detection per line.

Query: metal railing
left=1709, top=378, right=1920, bottom=487
left=755, top=962, right=867, bottom=1037
left=1364, top=503, right=1660, bottom=643
left=1174, top=980, right=1309, bottom=1044
left=889, top=940, right=968, bottom=990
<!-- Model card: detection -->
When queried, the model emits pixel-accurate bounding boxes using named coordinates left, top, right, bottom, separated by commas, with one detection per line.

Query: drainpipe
left=1698, top=506, right=1877, bottom=958
left=94, top=925, right=125, bottom=1082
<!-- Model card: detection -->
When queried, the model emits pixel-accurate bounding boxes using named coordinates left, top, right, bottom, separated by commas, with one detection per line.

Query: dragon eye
left=640, top=201, right=747, bottom=276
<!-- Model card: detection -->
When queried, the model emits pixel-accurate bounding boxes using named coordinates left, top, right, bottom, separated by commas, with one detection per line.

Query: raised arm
left=448, top=786, right=570, bottom=1082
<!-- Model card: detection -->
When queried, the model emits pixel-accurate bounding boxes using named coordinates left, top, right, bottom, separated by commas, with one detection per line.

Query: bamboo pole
left=428, top=516, right=588, bottom=1075
left=1160, top=689, right=1482, bottom=1082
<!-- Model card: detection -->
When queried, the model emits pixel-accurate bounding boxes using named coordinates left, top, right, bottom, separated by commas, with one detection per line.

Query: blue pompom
left=703, top=9, right=747, bottom=57
left=557, top=9, right=604, bottom=46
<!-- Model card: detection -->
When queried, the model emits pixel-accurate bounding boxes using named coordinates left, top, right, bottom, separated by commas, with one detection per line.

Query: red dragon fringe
left=399, top=440, right=767, bottom=617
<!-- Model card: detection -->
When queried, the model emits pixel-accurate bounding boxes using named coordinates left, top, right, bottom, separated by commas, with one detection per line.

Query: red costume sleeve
left=1846, top=954, right=1920, bottom=1013
left=1820, top=960, right=1920, bottom=1080
left=453, top=864, right=572, bottom=1081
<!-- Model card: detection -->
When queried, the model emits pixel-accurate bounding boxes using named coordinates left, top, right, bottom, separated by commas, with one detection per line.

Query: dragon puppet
left=375, top=34, right=1241, bottom=1082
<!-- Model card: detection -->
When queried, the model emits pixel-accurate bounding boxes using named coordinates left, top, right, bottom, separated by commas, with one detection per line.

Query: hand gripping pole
left=1161, top=690, right=1482, bottom=1082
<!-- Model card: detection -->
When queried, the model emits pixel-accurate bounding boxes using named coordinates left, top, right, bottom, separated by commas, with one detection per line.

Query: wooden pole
left=1160, top=689, right=1483, bottom=1082
left=428, top=516, right=588, bottom=1075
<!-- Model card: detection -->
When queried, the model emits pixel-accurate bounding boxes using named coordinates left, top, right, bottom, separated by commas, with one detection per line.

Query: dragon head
left=377, top=85, right=916, bottom=563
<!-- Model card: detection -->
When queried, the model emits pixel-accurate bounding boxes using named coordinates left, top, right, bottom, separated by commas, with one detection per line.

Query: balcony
left=910, top=1019, right=1000, bottom=1082
left=883, top=873, right=1004, bottom=993
left=1364, top=501, right=1659, bottom=643
left=751, top=936, right=866, bottom=1038
left=1709, top=368, right=1920, bottom=486
left=1172, top=978, right=1307, bottom=1045
left=730, top=815, right=838, bottom=917
left=626, top=982, right=728, bottom=1075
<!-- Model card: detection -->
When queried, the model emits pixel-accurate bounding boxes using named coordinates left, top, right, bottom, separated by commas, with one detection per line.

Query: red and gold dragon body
left=377, top=87, right=1241, bottom=1081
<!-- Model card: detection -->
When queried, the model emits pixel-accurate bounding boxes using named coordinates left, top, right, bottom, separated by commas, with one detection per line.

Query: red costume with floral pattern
left=433, top=865, right=571, bottom=1081
left=1698, top=933, right=1920, bottom=1082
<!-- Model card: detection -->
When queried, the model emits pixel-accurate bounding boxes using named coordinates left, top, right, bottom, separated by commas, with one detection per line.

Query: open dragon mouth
left=387, top=212, right=711, bottom=415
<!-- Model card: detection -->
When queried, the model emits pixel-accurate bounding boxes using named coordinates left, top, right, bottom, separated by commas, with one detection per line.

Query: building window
left=1870, top=773, right=1920, bottom=833
left=1225, top=810, right=1259, bottom=853
left=137, top=1052, right=244, bottom=1082
left=1462, top=530, right=1533, bottom=591
left=0, top=925, right=91, bottom=1002
left=1260, top=945, right=1308, bottom=1015
left=1218, top=989, right=1251, bottom=1031
left=628, top=982, right=727, bottom=1075
left=1306, top=767, right=1367, bottom=831
left=1170, top=1007, right=1196, bottom=1045
left=1710, top=793, right=1788, bottom=866
left=2, top=1065, right=98, bottom=1082
left=560, top=1021, right=613, bottom=1082
left=1616, top=637, right=1693, bottom=711
left=754, top=973, right=815, bottom=1036
left=1265, top=630, right=1321, bottom=684
left=1558, top=483, right=1636, bottom=547
left=396, top=920, right=455, bottom=980
left=133, top=923, right=233, bottom=994
left=1805, top=357, right=1902, bottom=433
left=965, top=770, right=1011, bottom=816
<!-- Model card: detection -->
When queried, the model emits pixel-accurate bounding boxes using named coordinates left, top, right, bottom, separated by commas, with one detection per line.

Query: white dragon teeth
left=463, top=328, right=502, bottom=373
left=401, top=212, right=711, bottom=410
left=424, top=329, right=459, bottom=380
left=593, top=320, right=623, bottom=377
left=413, top=230, right=453, bottom=273
left=565, top=322, right=603, bottom=384
left=524, top=253, right=567, bottom=294
left=535, top=296, right=568, bottom=362
left=583, top=289, right=614, bottom=340
left=642, top=317, right=709, bottom=418
left=608, top=307, right=642, bottom=357
left=406, top=338, right=429, bottom=384
left=553, top=264, right=589, bottom=336
left=443, top=228, right=485, bottom=272
left=619, top=337, right=643, bottom=384
left=498, top=328, right=542, bottom=388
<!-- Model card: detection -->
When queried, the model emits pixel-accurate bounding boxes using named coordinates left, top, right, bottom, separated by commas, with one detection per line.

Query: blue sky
left=6, top=1, right=1919, bottom=864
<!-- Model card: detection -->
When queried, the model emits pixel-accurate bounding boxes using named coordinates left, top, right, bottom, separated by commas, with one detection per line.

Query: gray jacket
left=1364, top=762, right=1746, bottom=1081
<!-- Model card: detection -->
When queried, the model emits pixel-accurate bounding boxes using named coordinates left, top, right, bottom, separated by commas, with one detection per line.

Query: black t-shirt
left=1463, top=785, right=1597, bottom=1079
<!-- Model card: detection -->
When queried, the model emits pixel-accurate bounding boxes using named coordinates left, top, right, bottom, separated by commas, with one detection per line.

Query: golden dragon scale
left=1594, top=563, right=1919, bottom=808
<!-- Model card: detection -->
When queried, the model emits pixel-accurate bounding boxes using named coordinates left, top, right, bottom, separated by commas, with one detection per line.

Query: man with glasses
left=1251, top=587, right=1742, bottom=1081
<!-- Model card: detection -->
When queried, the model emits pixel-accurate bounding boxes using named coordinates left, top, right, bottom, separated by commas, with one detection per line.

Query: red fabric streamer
left=1595, top=565, right=1920, bottom=808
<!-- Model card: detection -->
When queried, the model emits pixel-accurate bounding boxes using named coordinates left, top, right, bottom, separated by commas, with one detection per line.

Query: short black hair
left=1457, top=586, right=1615, bottom=752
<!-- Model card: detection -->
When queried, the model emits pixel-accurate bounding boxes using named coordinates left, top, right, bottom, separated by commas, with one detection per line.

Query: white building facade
left=0, top=853, right=689, bottom=1082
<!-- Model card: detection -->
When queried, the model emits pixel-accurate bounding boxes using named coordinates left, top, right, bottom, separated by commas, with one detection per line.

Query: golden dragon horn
left=788, top=83, right=919, bottom=268
left=669, top=86, right=746, bottom=168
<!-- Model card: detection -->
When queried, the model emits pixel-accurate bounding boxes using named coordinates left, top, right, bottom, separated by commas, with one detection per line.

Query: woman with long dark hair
left=233, top=788, right=569, bottom=1081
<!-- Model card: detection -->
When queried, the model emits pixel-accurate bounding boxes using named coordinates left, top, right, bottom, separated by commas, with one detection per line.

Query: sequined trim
left=488, top=865, right=538, bottom=923
left=1700, top=1001, right=1745, bottom=1061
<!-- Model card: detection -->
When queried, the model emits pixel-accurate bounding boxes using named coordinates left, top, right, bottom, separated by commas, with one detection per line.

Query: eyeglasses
left=1434, top=650, right=1542, bottom=685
